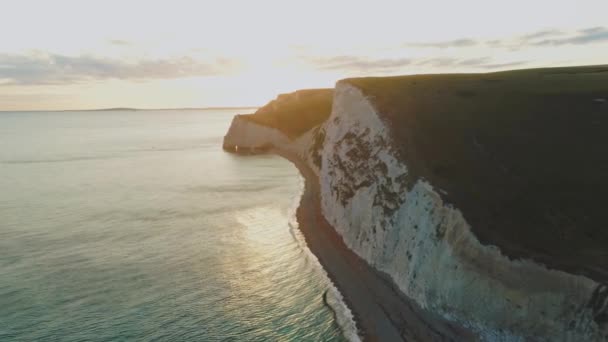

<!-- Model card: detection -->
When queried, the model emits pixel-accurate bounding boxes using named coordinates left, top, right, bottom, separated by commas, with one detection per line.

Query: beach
left=274, top=149, right=475, bottom=341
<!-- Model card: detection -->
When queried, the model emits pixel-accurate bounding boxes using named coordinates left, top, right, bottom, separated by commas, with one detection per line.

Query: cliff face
left=222, top=114, right=289, bottom=153
left=347, top=68, right=608, bottom=282
left=223, top=66, right=608, bottom=341
left=319, top=82, right=606, bottom=341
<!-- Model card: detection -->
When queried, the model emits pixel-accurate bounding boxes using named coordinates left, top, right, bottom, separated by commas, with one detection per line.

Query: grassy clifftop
left=347, top=65, right=608, bottom=283
left=241, top=88, right=333, bottom=138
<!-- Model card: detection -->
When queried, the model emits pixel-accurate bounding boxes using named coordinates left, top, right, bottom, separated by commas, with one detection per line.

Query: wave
left=324, top=288, right=361, bottom=342
left=286, top=179, right=361, bottom=342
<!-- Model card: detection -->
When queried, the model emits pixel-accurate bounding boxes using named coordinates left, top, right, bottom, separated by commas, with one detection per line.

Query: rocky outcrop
left=223, top=66, right=608, bottom=341
left=222, top=114, right=288, bottom=153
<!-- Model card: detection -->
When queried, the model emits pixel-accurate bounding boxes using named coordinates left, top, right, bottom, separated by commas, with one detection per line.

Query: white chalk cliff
left=223, top=81, right=608, bottom=341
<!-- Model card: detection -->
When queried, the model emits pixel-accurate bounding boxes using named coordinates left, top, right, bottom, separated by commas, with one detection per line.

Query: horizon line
left=0, top=106, right=260, bottom=113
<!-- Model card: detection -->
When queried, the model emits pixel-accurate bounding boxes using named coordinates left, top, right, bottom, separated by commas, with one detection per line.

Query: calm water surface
left=0, top=110, right=347, bottom=341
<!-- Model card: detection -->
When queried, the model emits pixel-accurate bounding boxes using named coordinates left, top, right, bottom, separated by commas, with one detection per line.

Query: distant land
left=0, top=106, right=260, bottom=113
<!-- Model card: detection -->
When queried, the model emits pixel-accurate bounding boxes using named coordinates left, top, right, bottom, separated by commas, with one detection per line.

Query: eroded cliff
left=223, top=65, right=608, bottom=341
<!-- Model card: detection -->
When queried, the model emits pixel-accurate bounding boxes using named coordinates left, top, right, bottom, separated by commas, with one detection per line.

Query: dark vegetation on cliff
left=347, top=65, right=608, bottom=284
left=241, top=89, right=333, bottom=138
left=310, top=127, right=326, bottom=168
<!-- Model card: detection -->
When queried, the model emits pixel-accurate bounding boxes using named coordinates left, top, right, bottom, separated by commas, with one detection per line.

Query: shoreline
left=273, top=148, right=475, bottom=342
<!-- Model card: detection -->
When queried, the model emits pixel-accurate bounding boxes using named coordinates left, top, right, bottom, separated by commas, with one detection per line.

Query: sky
left=1, top=0, right=607, bottom=110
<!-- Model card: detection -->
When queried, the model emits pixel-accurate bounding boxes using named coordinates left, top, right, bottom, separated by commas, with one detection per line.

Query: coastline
left=273, top=148, right=476, bottom=342
left=223, top=68, right=608, bottom=340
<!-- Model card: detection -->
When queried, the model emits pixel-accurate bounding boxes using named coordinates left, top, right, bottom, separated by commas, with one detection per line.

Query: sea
left=0, top=109, right=356, bottom=341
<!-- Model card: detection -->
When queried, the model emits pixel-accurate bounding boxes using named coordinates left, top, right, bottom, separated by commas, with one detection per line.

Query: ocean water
left=0, top=110, right=350, bottom=341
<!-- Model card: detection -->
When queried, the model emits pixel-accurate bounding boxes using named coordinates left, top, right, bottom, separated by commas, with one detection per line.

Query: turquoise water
left=0, top=110, right=346, bottom=341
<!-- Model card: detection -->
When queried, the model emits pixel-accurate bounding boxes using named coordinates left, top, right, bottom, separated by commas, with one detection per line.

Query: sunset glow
left=1, top=0, right=607, bottom=110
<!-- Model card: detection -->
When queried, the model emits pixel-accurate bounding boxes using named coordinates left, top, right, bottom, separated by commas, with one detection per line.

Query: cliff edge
left=223, top=65, right=608, bottom=341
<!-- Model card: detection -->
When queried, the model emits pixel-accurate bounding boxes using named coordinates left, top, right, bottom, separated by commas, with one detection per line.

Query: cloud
left=303, top=55, right=412, bottom=72
left=108, top=39, right=132, bottom=46
left=414, top=57, right=464, bottom=67
left=415, top=57, right=526, bottom=69
left=477, top=61, right=528, bottom=69
left=298, top=26, right=608, bottom=74
left=402, top=26, right=608, bottom=51
left=520, top=29, right=564, bottom=40
left=303, top=54, right=527, bottom=73
left=533, top=26, right=608, bottom=46
left=0, top=52, right=241, bottom=85
left=488, top=26, right=608, bottom=49
left=408, top=27, right=608, bottom=51
left=406, top=38, right=478, bottom=49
